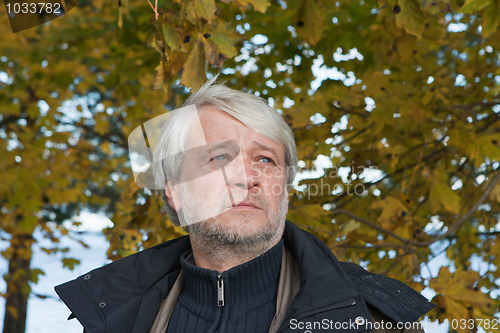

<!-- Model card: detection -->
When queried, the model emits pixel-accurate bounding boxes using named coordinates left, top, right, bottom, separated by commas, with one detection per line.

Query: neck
left=189, top=234, right=282, bottom=272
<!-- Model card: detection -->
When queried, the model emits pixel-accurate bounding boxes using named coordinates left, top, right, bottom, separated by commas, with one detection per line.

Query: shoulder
left=367, top=304, right=426, bottom=333
left=54, top=235, right=191, bottom=332
left=340, top=262, right=435, bottom=323
left=56, top=234, right=191, bottom=292
left=283, top=220, right=434, bottom=323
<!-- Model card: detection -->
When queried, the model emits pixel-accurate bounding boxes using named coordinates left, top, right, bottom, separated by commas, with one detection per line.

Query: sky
left=0, top=213, right=111, bottom=333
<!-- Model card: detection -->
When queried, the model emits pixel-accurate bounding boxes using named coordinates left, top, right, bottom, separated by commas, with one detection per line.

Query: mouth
left=232, top=201, right=261, bottom=210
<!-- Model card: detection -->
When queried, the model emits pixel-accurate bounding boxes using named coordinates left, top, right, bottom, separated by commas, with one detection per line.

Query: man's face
left=166, top=106, right=288, bottom=243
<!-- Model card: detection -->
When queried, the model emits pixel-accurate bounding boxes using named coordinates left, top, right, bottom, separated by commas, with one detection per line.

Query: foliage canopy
left=1, top=0, right=500, bottom=331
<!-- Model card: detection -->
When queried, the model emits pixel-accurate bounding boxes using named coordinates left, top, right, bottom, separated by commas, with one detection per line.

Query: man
left=55, top=78, right=434, bottom=333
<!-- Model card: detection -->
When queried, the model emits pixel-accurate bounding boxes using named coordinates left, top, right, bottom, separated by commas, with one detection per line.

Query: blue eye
left=260, top=157, right=274, bottom=164
left=212, top=155, right=228, bottom=161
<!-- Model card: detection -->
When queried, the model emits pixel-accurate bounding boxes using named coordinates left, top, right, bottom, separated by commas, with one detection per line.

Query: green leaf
left=340, top=220, right=361, bottom=236
left=246, top=0, right=270, bottom=13
left=181, top=42, right=207, bottom=89
left=395, top=0, right=427, bottom=37
left=429, top=171, right=461, bottom=214
left=30, top=268, right=45, bottom=284
left=203, top=23, right=239, bottom=66
left=481, top=0, right=500, bottom=37
left=430, top=267, right=492, bottom=323
left=490, top=184, right=500, bottom=202
left=460, top=0, right=492, bottom=14
left=18, top=215, right=38, bottom=233
left=162, top=25, right=182, bottom=51
left=193, top=0, right=217, bottom=23
left=210, top=30, right=238, bottom=59
left=371, top=196, right=408, bottom=228
left=378, top=0, right=397, bottom=8
left=62, top=258, right=81, bottom=271
left=6, top=306, right=18, bottom=320
left=295, top=0, right=326, bottom=45
left=479, top=134, right=500, bottom=161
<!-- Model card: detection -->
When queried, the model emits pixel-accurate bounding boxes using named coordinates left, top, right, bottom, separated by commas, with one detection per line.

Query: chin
left=222, top=209, right=266, bottom=224
left=215, top=211, right=268, bottom=232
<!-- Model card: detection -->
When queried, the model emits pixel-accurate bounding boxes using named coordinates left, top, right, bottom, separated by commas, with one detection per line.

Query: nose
left=240, top=157, right=260, bottom=190
left=224, top=152, right=260, bottom=191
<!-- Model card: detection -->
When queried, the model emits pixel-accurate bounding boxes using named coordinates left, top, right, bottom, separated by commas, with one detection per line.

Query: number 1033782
left=450, top=318, right=499, bottom=331
left=5, top=2, right=62, bottom=14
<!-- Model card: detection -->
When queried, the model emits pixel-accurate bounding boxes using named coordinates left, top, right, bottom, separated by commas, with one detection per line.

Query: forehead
left=185, top=105, right=284, bottom=155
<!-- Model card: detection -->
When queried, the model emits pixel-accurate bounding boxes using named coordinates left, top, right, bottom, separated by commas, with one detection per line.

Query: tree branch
left=334, top=123, right=374, bottom=148
left=416, top=169, right=500, bottom=246
left=475, top=114, right=500, bottom=133
left=332, top=243, right=407, bottom=250
left=331, top=168, right=500, bottom=248
left=331, top=208, right=408, bottom=243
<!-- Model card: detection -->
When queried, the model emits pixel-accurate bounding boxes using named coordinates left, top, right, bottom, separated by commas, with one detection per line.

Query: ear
left=165, top=181, right=182, bottom=211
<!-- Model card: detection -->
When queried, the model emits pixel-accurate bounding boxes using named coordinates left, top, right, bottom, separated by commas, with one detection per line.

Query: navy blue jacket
left=55, top=221, right=434, bottom=333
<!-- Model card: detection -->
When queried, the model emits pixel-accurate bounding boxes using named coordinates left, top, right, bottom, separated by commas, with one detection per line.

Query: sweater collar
left=177, top=239, right=283, bottom=318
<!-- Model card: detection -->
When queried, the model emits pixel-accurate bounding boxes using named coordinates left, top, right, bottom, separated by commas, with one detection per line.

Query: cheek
left=261, top=174, right=287, bottom=197
left=182, top=170, right=246, bottom=203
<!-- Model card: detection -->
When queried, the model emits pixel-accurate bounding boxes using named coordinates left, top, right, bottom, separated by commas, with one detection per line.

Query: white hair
left=153, top=77, right=298, bottom=224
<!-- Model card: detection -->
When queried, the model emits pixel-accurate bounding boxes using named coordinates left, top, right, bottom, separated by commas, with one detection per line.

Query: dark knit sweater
left=166, top=239, right=283, bottom=333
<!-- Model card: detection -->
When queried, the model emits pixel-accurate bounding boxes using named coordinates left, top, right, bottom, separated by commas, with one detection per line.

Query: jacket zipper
left=217, top=273, right=224, bottom=307
left=276, top=296, right=359, bottom=333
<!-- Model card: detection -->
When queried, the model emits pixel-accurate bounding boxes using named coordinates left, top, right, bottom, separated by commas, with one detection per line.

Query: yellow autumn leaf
left=394, top=0, right=427, bottom=37
left=295, top=0, right=326, bottom=45
left=118, top=7, right=124, bottom=28
left=181, top=42, right=207, bottom=90
left=371, top=196, right=408, bottom=228
left=430, top=267, right=492, bottom=324
left=62, top=258, right=81, bottom=271
left=193, top=0, right=217, bottom=23
left=490, top=184, right=500, bottom=202
left=429, top=170, right=461, bottom=215
left=95, top=116, right=109, bottom=136
left=340, top=220, right=361, bottom=236
left=460, top=0, right=492, bottom=14
left=209, top=24, right=239, bottom=59
left=479, top=134, right=500, bottom=162
left=245, top=0, right=270, bottom=13
left=481, top=1, right=500, bottom=38
left=6, top=306, right=18, bottom=320
left=153, top=61, right=165, bottom=90
left=185, top=1, right=199, bottom=25
left=162, top=25, right=182, bottom=52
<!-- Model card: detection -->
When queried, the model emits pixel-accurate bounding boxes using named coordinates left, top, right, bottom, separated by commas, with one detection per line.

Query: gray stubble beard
left=186, top=190, right=288, bottom=269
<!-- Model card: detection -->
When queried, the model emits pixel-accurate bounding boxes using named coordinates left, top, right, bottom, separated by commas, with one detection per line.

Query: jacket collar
left=146, top=220, right=364, bottom=321
left=55, top=221, right=370, bottom=333
left=277, top=221, right=370, bottom=332
left=177, top=239, right=283, bottom=318
left=283, top=221, right=360, bottom=308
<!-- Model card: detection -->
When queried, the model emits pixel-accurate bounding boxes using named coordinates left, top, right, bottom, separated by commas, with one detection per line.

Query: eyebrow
left=208, top=140, right=237, bottom=152
left=254, top=142, right=279, bottom=159
left=254, top=141, right=285, bottom=166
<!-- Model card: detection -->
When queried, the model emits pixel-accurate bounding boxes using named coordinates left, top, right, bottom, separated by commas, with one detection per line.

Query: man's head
left=153, top=78, right=297, bottom=257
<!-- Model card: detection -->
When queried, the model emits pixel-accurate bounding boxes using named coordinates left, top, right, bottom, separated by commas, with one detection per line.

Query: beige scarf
left=148, top=246, right=300, bottom=333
